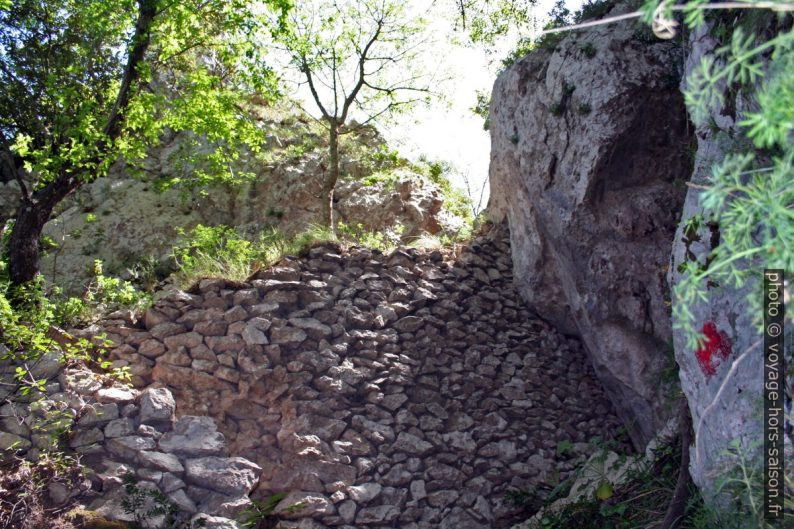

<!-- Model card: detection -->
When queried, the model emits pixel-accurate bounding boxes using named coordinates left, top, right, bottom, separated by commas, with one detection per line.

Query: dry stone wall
left=0, top=358, right=258, bottom=529
left=88, top=226, right=625, bottom=528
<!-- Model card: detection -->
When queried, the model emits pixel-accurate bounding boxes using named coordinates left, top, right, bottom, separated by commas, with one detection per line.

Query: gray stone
left=190, top=515, right=238, bottom=529
left=347, top=482, right=381, bottom=503
left=95, top=386, right=139, bottom=404
left=138, top=339, right=166, bottom=358
left=338, top=500, right=357, bottom=523
left=78, top=403, right=119, bottom=427
left=289, top=318, right=332, bottom=339
left=162, top=473, right=186, bottom=493
left=242, top=323, right=269, bottom=345
left=274, top=492, right=334, bottom=519
left=356, top=505, right=398, bottom=524
left=164, top=332, right=204, bottom=349
left=29, top=351, right=63, bottom=380
left=138, top=450, right=185, bottom=473
left=391, top=432, right=433, bottom=455
left=0, top=431, right=31, bottom=451
left=149, top=322, right=186, bottom=340
left=184, top=456, right=261, bottom=496
left=106, top=435, right=156, bottom=460
left=394, top=316, right=423, bottom=333
left=69, top=427, right=104, bottom=448
left=666, top=23, right=772, bottom=508
left=0, top=403, right=30, bottom=437
left=139, top=387, right=175, bottom=427
left=351, top=415, right=395, bottom=444
left=409, top=480, right=426, bottom=501
left=104, top=418, right=136, bottom=438
left=271, top=326, right=308, bottom=345
left=427, top=489, right=459, bottom=508
left=48, top=481, right=71, bottom=505
left=168, top=488, right=198, bottom=514
left=159, top=416, right=226, bottom=457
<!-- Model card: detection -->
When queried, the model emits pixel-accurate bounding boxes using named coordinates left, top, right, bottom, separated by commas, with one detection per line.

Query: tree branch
left=103, top=0, right=157, bottom=140
left=301, top=55, right=332, bottom=120
left=340, top=14, right=385, bottom=122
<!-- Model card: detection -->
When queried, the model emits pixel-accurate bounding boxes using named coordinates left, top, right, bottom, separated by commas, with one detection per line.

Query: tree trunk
left=7, top=174, right=80, bottom=286
left=5, top=0, right=156, bottom=289
left=322, top=121, right=340, bottom=231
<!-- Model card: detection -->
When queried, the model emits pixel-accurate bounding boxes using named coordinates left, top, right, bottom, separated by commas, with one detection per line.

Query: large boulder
left=488, top=7, right=693, bottom=447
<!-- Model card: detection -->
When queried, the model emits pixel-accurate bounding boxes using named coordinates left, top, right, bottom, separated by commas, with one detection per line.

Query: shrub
left=121, top=473, right=205, bottom=529
left=171, top=224, right=336, bottom=287
left=580, top=42, right=597, bottom=58
left=172, top=225, right=261, bottom=285
left=0, top=453, right=85, bottom=529
left=337, top=222, right=402, bottom=251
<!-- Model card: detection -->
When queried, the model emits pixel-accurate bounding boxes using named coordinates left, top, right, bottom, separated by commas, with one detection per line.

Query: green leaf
left=595, top=480, right=614, bottom=501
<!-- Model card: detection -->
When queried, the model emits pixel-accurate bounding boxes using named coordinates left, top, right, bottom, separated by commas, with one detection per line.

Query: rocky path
left=94, top=225, right=624, bottom=528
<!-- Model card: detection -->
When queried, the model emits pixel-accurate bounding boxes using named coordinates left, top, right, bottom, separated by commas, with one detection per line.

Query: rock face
left=19, top=103, right=465, bottom=293
left=667, top=24, right=793, bottom=503
left=487, top=8, right=693, bottom=447
left=89, top=226, right=627, bottom=528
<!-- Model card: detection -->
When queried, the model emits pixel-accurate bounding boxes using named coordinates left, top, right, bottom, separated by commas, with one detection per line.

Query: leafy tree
left=451, top=0, right=539, bottom=45
left=272, top=0, right=435, bottom=229
left=0, top=0, right=290, bottom=288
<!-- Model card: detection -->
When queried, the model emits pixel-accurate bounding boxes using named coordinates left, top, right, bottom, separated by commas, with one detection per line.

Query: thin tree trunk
left=322, top=121, right=340, bottom=231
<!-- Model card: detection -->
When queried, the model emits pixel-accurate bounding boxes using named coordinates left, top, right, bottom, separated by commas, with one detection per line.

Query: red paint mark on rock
left=696, top=322, right=732, bottom=377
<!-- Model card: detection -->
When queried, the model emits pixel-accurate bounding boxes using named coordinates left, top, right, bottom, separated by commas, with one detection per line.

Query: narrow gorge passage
left=97, top=225, right=626, bottom=528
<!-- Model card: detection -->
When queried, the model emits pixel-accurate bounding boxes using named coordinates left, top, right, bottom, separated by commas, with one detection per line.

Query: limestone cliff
left=488, top=3, right=693, bottom=449
left=487, top=1, right=793, bottom=514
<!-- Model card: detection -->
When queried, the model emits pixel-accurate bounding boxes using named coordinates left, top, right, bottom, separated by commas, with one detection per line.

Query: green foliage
left=420, top=159, right=475, bottom=224
left=498, top=0, right=615, bottom=68
left=337, top=222, right=403, bottom=251
left=580, top=42, right=597, bottom=58
left=523, top=440, right=707, bottom=529
left=238, top=492, right=288, bottom=528
left=1, top=0, right=288, bottom=188
left=683, top=438, right=794, bottom=528
left=574, top=0, right=617, bottom=23
left=471, top=90, right=492, bottom=131
left=459, top=0, right=537, bottom=46
left=667, top=2, right=794, bottom=349
left=533, top=0, right=574, bottom=52
left=121, top=473, right=205, bottom=529
left=500, top=37, right=537, bottom=70
left=172, top=225, right=267, bottom=285
left=370, top=144, right=404, bottom=168
left=0, top=452, right=86, bottom=528
left=171, top=224, right=338, bottom=287
left=577, top=102, right=592, bottom=115
left=50, top=260, right=150, bottom=327
left=555, top=440, right=574, bottom=458
left=361, top=170, right=402, bottom=189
